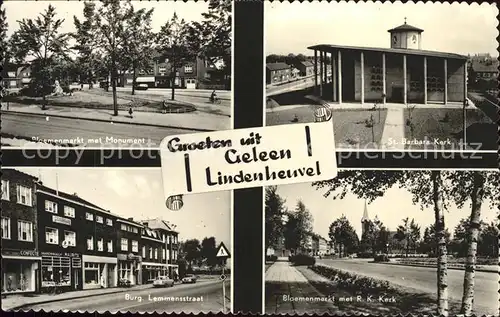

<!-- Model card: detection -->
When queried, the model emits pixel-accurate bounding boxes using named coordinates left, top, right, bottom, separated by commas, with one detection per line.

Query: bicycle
left=209, top=97, right=221, bottom=105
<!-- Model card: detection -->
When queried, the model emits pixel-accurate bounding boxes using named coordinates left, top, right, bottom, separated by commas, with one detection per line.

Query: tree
left=121, top=5, right=155, bottom=95
left=395, top=217, right=421, bottom=257
left=284, top=200, right=313, bottom=253
left=72, top=1, right=99, bottom=89
left=450, top=216, right=486, bottom=257
left=444, top=171, right=499, bottom=315
left=359, top=217, right=389, bottom=257
left=200, top=237, right=218, bottom=268
left=265, top=186, right=286, bottom=251
left=187, top=0, right=232, bottom=83
left=329, top=215, right=359, bottom=258
left=478, top=221, right=498, bottom=257
left=182, top=239, right=201, bottom=267
left=157, top=12, right=194, bottom=101
left=0, top=7, right=9, bottom=67
left=420, top=224, right=451, bottom=256
left=10, top=5, right=70, bottom=109
left=313, top=170, right=450, bottom=316
left=95, top=0, right=132, bottom=116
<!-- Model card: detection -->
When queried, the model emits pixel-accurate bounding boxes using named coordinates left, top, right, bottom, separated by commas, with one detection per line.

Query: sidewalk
left=265, top=261, right=308, bottom=283
left=380, top=107, right=405, bottom=150
left=2, top=284, right=152, bottom=311
left=1, top=104, right=230, bottom=131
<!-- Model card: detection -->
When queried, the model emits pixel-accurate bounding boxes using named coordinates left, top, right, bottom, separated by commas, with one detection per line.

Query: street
left=317, top=259, right=496, bottom=315
left=1, top=112, right=198, bottom=148
left=22, top=280, right=230, bottom=313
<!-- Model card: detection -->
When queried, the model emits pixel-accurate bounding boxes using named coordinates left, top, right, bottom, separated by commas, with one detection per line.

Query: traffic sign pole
left=222, top=266, right=226, bottom=313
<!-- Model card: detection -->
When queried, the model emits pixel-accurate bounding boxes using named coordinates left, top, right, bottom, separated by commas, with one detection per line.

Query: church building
left=309, top=19, right=468, bottom=106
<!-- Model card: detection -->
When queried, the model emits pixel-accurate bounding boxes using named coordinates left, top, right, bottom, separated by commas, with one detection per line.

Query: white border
left=262, top=2, right=268, bottom=313
left=230, top=0, right=235, bottom=312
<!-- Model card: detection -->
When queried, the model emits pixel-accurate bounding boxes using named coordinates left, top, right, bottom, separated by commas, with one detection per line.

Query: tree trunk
left=112, top=67, right=118, bottom=116
left=460, top=172, right=485, bottom=315
left=432, top=171, right=449, bottom=316
left=132, top=67, right=136, bottom=96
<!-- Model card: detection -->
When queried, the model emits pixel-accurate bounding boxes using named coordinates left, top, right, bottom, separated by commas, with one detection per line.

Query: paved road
left=23, top=280, right=230, bottom=313
left=1, top=113, right=197, bottom=148
left=318, top=259, right=496, bottom=315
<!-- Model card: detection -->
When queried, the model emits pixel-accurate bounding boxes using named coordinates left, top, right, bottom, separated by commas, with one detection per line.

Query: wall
left=426, top=57, right=445, bottom=102
left=354, top=52, right=385, bottom=102
left=405, top=31, right=421, bottom=50
left=385, top=54, right=404, bottom=102
left=447, top=59, right=466, bottom=102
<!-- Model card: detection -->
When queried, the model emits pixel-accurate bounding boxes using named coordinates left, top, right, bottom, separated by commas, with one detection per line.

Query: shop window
left=85, top=212, right=94, bottom=221
left=142, top=246, right=146, bottom=258
left=45, top=227, right=59, bottom=245
left=45, top=200, right=58, bottom=214
left=1, top=217, right=11, bottom=239
left=87, top=236, right=94, bottom=250
left=2, top=261, right=34, bottom=293
left=17, top=220, right=33, bottom=242
left=98, top=238, right=104, bottom=251
left=1, top=180, right=9, bottom=200
left=64, top=231, right=76, bottom=246
left=108, top=240, right=113, bottom=253
left=63, top=206, right=75, bottom=218
left=121, top=238, right=128, bottom=251
left=41, top=256, right=71, bottom=287
left=106, top=219, right=113, bottom=226
left=16, top=185, right=32, bottom=206
left=132, top=240, right=138, bottom=252
left=96, top=216, right=103, bottom=224
left=149, top=247, right=153, bottom=259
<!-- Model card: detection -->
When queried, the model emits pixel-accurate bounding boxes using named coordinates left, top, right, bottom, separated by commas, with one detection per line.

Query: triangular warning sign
left=216, top=242, right=231, bottom=258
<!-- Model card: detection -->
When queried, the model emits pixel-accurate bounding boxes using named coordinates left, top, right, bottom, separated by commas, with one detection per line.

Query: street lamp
left=170, top=14, right=181, bottom=101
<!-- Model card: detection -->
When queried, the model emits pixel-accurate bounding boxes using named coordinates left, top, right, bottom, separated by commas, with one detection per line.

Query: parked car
left=153, top=276, right=174, bottom=288
left=118, top=278, right=132, bottom=287
left=181, top=274, right=197, bottom=284
left=135, top=83, right=149, bottom=90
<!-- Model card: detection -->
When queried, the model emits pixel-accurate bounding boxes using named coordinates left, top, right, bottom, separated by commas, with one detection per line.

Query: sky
left=14, top=168, right=231, bottom=250
left=265, top=1, right=499, bottom=57
left=4, top=0, right=209, bottom=36
left=274, top=173, right=498, bottom=241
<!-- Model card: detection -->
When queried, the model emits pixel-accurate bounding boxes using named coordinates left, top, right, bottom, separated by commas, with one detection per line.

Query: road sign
left=220, top=274, right=226, bottom=281
left=216, top=242, right=231, bottom=258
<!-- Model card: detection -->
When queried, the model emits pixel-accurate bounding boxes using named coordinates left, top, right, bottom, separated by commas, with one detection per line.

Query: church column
left=403, top=54, right=407, bottom=105
left=337, top=50, right=342, bottom=104
left=319, top=51, right=324, bottom=97
left=314, top=50, right=318, bottom=94
left=443, top=58, right=448, bottom=105
left=382, top=53, right=386, bottom=105
left=360, top=51, right=365, bottom=105
left=332, top=52, right=337, bottom=102
left=423, top=56, right=427, bottom=105
left=463, top=60, right=467, bottom=103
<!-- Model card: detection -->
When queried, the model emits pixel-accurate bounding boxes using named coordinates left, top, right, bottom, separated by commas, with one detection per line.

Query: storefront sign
left=2, top=249, right=39, bottom=257
left=52, top=215, right=72, bottom=226
left=41, top=252, right=81, bottom=258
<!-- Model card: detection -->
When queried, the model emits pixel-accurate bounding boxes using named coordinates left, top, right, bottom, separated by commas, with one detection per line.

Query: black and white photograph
left=265, top=170, right=499, bottom=316
left=1, top=0, right=231, bottom=148
left=265, top=1, right=498, bottom=151
left=1, top=168, right=231, bottom=313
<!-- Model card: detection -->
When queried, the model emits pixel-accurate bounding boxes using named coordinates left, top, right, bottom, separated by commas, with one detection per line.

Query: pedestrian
left=128, top=107, right=133, bottom=119
left=100, top=274, right=106, bottom=288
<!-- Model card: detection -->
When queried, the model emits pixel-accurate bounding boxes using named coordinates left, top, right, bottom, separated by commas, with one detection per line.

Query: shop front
left=40, top=252, right=82, bottom=292
left=82, top=255, right=118, bottom=290
left=141, top=262, right=169, bottom=283
left=1, top=249, right=41, bottom=294
left=117, top=253, right=142, bottom=286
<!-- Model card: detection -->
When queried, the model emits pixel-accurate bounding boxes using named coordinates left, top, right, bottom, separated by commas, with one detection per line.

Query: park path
left=265, top=261, right=309, bottom=283
left=380, top=107, right=405, bottom=150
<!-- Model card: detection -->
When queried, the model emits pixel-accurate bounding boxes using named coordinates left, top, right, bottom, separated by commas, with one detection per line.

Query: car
left=153, top=276, right=174, bottom=288
left=135, top=83, right=149, bottom=91
left=181, top=274, right=197, bottom=284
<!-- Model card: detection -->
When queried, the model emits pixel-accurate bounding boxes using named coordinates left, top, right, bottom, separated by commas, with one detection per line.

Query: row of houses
left=266, top=60, right=319, bottom=85
left=1, top=56, right=229, bottom=91
left=267, top=233, right=332, bottom=258
left=1, top=169, right=180, bottom=295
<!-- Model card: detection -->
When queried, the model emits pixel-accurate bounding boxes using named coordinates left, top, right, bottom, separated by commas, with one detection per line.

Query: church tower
left=361, top=200, right=370, bottom=236
left=388, top=18, right=424, bottom=50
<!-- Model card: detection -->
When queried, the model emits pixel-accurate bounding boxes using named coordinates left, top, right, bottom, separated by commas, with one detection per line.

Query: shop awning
left=2, top=255, right=41, bottom=261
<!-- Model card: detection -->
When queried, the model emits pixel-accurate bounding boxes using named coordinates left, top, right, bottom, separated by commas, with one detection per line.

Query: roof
left=361, top=200, right=369, bottom=222
left=471, top=60, right=499, bottom=73
left=296, top=60, right=314, bottom=67
left=266, top=62, right=290, bottom=71
left=141, top=218, right=178, bottom=233
left=1, top=168, right=40, bottom=181
left=308, top=44, right=468, bottom=61
left=38, top=185, right=108, bottom=212
left=388, top=22, right=424, bottom=33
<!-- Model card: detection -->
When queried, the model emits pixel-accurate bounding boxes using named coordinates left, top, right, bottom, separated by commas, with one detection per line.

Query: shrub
left=266, top=255, right=278, bottom=262
left=357, top=252, right=372, bottom=258
left=374, top=254, right=389, bottom=262
left=289, top=254, right=316, bottom=266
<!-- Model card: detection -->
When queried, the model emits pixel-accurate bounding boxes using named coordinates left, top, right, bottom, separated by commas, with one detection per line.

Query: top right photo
left=265, top=1, right=498, bottom=151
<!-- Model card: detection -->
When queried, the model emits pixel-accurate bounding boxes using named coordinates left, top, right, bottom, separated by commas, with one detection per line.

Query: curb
left=1, top=110, right=215, bottom=132
left=6, top=287, right=139, bottom=311
left=377, top=261, right=498, bottom=273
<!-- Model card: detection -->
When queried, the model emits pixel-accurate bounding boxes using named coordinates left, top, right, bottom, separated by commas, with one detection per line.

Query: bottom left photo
left=1, top=168, right=231, bottom=314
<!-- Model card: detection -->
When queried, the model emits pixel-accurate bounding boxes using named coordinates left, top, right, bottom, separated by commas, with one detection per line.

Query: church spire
left=361, top=200, right=369, bottom=222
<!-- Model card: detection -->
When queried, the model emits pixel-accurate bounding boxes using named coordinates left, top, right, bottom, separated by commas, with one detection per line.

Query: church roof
left=388, top=21, right=424, bottom=33
left=361, top=200, right=370, bottom=222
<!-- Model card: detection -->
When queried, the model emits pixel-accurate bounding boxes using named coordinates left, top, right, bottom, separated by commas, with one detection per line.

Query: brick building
left=1, top=169, right=40, bottom=294
left=266, top=62, right=292, bottom=85
left=116, top=218, right=143, bottom=286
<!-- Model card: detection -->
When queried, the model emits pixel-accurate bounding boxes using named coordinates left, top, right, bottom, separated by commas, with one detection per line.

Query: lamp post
left=170, top=15, right=181, bottom=101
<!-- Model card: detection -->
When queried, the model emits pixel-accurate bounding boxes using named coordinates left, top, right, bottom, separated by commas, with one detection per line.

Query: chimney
left=128, top=217, right=134, bottom=221
left=73, top=193, right=78, bottom=197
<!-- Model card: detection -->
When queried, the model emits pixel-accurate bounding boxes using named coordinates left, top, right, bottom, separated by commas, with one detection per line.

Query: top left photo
left=1, top=0, right=232, bottom=149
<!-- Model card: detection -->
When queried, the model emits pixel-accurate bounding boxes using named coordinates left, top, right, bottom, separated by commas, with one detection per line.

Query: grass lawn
left=266, top=106, right=388, bottom=149
left=404, top=107, right=495, bottom=150
left=295, top=266, right=462, bottom=315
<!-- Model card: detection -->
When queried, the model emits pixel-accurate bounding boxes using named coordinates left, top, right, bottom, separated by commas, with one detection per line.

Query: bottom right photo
left=264, top=170, right=499, bottom=316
